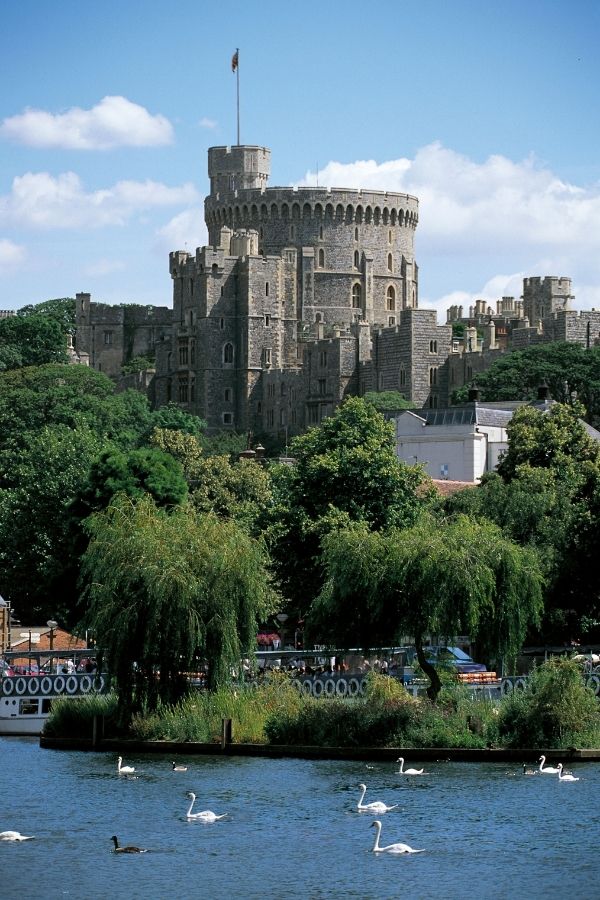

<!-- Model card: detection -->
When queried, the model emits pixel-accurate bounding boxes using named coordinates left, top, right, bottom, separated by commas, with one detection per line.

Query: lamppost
left=47, top=620, right=58, bottom=653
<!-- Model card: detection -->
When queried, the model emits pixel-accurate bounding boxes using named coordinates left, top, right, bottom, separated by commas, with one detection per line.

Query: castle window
left=308, top=405, right=319, bottom=424
left=429, top=394, right=438, bottom=409
left=319, top=350, right=327, bottom=367
left=315, top=312, right=322, bottom=323
left=178, top=376, right=189, bottom=403
left=353, top=250, right=360, bottom=269
left=378, top=373, right=385, bottom=390
left=318, top=378, right=326, bottom=395
left=190, top=377, right=195, bottom=402
left=265, top=282, right=269, bottom=296
left=281, top=383, right=286, bottom=396
left=220, top=286, right=224, bottom=296
left=279, top=409, right=286, bottom=425
left=291, top=410, right=297, bottom=424
left=223, top=342, right=234, bottom=365
left=262, top=348, right=272, bottom=367
left=190, top=340, right=196, bottom=365
left=223, top=412, right=233, bottom=425
left=319, top=225, right=323, bottom=239
left=318, top=248, right=325, bottom=268
left=265, top=314, right=271, bottom=326
left=429, top=340, right=437, bottom=353
left=429, top=367, right=438, bottom=386
left=179, top=343, right=189, bottom=365
left=289, top=224, right=295, bottom=239
left=352, top=283, right=362, bottom=308
left=103, top=331, right=113, bottom=346
left=354, top=227, right=359, bottom=241
left=220, top=317, right=225, bottom=329
left=399, top=366, right=406, bottom=386
left=388, top=230, right=392, bottom=244
left=267, top=409, right=275, bottom=427
left=388, top=316, right=396, bottom=326
left=387, top=253, right=393, bottom=272
left=386, top=286, right=395, bottom=311
left=224, top=388, right=232, bottom=402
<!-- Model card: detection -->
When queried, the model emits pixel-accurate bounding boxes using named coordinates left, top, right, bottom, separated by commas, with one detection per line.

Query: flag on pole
left=231, top=49, right=239, bottom=72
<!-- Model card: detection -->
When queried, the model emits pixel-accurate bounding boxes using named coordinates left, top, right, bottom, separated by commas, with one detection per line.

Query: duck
left=522, top=764, right=537, bottom=775
left=538, top=755, right=560, bottom=774
left=370, top=820, right=425, bottom=854
left=0, top=831, right=34, bottom=841
left=117, top=757, right=135, bottom=775
left=357, top=783, right=398, bottom=814
left=185, top=792, right=227, bottom=822
left=396, top=757, right=425, bottom=775
left=557, top=764, right=579, bottom=782
left=111, top=835, right=147, bottom=853
left=172, top=761, right=188, bottom=772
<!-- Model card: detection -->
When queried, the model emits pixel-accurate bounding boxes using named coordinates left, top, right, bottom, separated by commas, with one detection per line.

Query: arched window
left=354, top=227, right=359, bottom=241
left=386, top=286, right=395, bottom=311
left=388, top=230, right=392, bottom=244
left=429, top=339, right=437, bottom=353
left=318, top=248, right=325, bottom=268
left=387, top=253, right=393, bottom=272
left=352, top=283, right=362, bottom=309
left=354, top=250, right=360, bottom=269
left=224, top=388, right=232, bottom=402
left=319, top=225, right=323, bottom=239
left=429, top=367, right=438, bottom=386
left=399, top=366, right=406, bottom=386
left=265, top=281, right=269, bottom=296
left=223, top=342, right=234, bottom=365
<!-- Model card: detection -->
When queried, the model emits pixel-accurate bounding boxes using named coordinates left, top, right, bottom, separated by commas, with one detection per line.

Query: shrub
left=44, top=693, right=119, bottom=738
left=498, top=657, right=600, bottom=748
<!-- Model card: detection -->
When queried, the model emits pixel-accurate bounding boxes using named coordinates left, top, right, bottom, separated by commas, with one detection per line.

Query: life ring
left=359, top=677, right=368, bottom=696
left=53, top=675, right=66, bottom=694
left=301, top=679, right=313, bottom=696
left=335, top=678, right=348, bottom=697
left=2, top=678, right=14, bottom=696
left=290, top=678, right=303, bottom=693
left=27, top=677, right=40, bottom=695
left=40, top=676, right=53, bottom=695
left=79, top=675, right=93, bottom=694
left=514, top=677, right=527, bottom=692
left=96, top=675, right=106, bottom=693
left=312, top=678, right=324, bottom=698
left=65, top=675, right=79, bottom=695
left=347, top=677, right=360, bottom=697
left=500, top=678, right=514, bottom=696
left=14, top=677, right=27, bottom=695
left=586, top=674, right=600, bottom=696
left=324, top=678, right=336, bottom=697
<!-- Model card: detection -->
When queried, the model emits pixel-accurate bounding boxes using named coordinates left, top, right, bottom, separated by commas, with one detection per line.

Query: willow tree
left=313, top=515, right=544, bottom=700
left=80, top=494, right=276, bottom=720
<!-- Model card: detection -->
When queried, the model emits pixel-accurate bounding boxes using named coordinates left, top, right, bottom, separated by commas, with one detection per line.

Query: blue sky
left=1, top=0, right=599, bottom=319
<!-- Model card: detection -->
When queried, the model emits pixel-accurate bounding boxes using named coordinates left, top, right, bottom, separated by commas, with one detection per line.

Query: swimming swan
left=117, top=757, right=135, bottom=775
left=357, top=784, right=398, bottom=814
left=396, top=757, right=424, bottom=775
left=557, top=764, right=579, bottom=782
left=0, top=831, right=34, bottom=841
left=538, top=755, right=560, bottom=774
left=110, top=835, right=147, bottom=853
left=185, top=792, right=227, bottom=822
left=172, top=761, right=188, bottom=772
left=370, top=820, right=425, bottom=854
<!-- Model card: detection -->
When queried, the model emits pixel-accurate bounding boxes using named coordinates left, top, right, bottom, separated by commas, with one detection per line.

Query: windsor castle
left=73, top=143, right=600, bottom=438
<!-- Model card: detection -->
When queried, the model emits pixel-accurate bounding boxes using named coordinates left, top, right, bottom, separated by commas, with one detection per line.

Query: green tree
left=363, top=391, right=415, bottom=413
left=264, top=397, right=433, bottom=613
left=144, top=401, right=206, bottom=439
left=78, top=447, right=188, bottom=513
left=17, top=297, right=76, bottom=332
left=81, top=495, right=277, bottom=719
left=0, top=315, right=67, bottom=371
left=313, top=515, right=544, bottom=700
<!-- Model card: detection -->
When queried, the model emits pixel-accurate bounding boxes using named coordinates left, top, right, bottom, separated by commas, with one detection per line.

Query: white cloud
left=1, top=96, right=173, bottom=150
left=0, top=172, right=199, bottom=229
left=300, top=143, right=600, bottom=312
left=155, top=208, right=207, bottom=252
left=199, top=117, right=217, bottom=130
left=0, top=238, right=25, bottom=273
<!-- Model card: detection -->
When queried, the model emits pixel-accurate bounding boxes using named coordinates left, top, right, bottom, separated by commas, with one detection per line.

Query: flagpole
left=236, top=48, right=240, bottom=146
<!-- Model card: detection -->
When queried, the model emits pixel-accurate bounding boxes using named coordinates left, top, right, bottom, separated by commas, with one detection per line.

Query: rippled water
left=1, top=737, right=599, bottom=899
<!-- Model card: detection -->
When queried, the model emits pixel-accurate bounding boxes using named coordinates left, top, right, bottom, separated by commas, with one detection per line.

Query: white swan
left=111, top=835, right=147, bottom=853
left=172, top=761, right=188, bottom=772
left=0, top=831, right=34, bottom=841
left=538, top=755, right=560, bottom=774
left=557, top=764, right=579, bottom=782
left=185, top=792, right=227, bottom=822
left=396, top=757, right=424, bottom=775
left=357, top=783, right=398, bottom=814
left=117, top=757, right=135, bottom=775
left=370, top=820, right=425, bottom=854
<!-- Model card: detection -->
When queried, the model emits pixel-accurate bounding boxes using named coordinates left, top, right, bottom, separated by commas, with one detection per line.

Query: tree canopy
left=81, top=495, right=277, bottom=718
left=312, top=515, right=544, bottom=699
left=77, top=446, right=188, bottom=513
left=0, top=315, right=68, bottom=371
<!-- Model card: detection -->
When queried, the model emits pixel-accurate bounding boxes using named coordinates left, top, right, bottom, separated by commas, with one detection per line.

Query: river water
left=1, top=737, right=598, bottom=899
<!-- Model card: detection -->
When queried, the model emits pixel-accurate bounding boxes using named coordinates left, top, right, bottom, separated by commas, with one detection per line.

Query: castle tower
left=522, top=276, right=572, bottom=323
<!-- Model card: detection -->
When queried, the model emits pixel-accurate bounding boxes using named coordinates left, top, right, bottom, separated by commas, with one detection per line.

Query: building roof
left=431, top=479, right=477, bottom=496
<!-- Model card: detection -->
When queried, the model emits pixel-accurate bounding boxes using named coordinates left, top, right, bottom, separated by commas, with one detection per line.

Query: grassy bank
left=44, top=660, right=600, bottom=750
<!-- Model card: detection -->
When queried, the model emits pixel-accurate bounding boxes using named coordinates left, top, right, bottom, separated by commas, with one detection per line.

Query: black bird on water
left=110, top=835, right=147, bottom=854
